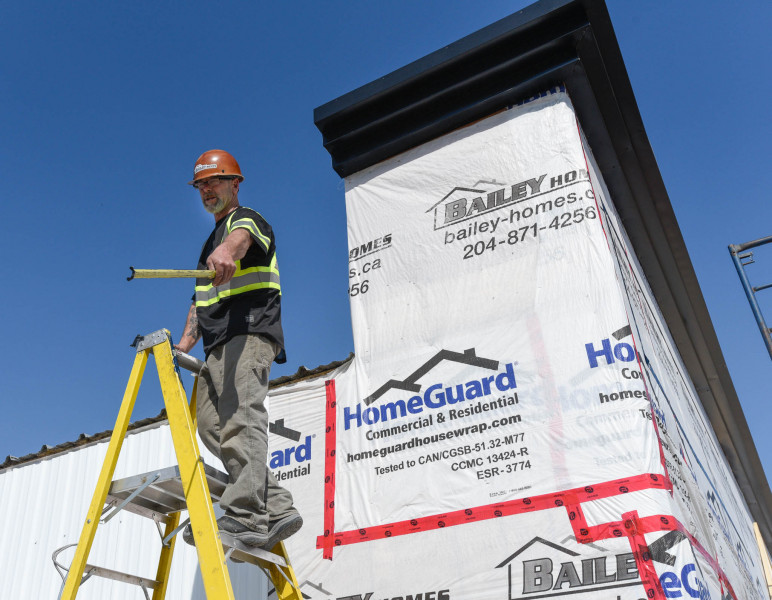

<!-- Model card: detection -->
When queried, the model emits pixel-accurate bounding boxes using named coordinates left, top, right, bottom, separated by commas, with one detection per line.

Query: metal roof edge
left=0, top=354, right=353, bottom=473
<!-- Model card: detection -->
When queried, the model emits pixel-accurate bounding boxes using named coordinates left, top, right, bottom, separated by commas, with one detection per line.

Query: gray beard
left=203, top=197, right=228, bottom=214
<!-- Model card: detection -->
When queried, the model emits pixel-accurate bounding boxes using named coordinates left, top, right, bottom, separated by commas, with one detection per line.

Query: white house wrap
left=271, top=91, right=768, bottom=600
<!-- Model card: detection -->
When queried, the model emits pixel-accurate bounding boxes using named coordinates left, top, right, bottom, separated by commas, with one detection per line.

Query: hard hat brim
left=188, top=175, right=245, bottom=186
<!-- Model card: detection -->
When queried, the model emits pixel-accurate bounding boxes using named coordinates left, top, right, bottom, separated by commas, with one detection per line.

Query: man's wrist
left=175, top=337, right=196, bottom=353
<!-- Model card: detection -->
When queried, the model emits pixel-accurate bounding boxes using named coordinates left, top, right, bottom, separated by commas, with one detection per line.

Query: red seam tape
left=316, top=472, right=668, bottom=548
left=623, top=510, right=666, bottom=600
left=321, top=379, right=337, bottom=560
left=581, top=512, right=738, bottom=600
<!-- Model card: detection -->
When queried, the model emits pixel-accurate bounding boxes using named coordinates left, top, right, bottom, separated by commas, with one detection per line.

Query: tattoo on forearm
left=186, top=305, right=202, bottom=340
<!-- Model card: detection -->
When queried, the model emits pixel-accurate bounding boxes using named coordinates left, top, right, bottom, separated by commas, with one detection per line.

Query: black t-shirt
left=194, top=206, right=286, bottom=362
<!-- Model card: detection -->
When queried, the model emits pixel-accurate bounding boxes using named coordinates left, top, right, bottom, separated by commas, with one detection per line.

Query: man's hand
left=207, top=243, right=237, bottom=286
left=206, top=228, right=252, bottom=286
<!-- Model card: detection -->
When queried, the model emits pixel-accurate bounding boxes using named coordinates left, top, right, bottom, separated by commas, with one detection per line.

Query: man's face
left=195, top=177, right=238, bottom=214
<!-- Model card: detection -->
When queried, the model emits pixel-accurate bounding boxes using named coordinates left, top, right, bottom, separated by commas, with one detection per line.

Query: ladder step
left=84, top=563, right=160, bottom=589
left=218, top=532, right=288, bottom=568
left=107, top=463, right=228, bottom=516
left=103, top=497, right=172, bottom=525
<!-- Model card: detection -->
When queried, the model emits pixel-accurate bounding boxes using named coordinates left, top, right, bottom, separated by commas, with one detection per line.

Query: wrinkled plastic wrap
left=269, top=91, right=767, bottom=600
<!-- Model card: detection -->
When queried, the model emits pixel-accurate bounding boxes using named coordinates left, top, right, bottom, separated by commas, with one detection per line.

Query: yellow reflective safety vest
left=194, top=207, right=285, bottom=362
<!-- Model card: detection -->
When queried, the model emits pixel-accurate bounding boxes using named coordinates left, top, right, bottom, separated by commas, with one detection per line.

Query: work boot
left=181, top=516, right=270, bottom=547
left=181, top=520, right=246, bottom=563
left=261, top=512, right=303, bottom=550
left=217, top=515, right=270, bottom=546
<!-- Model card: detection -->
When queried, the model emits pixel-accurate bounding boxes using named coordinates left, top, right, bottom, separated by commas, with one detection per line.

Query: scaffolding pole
left=729, top=236, right=772, bottom=360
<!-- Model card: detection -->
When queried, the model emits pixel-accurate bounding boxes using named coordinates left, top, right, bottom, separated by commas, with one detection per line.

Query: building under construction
left=1, top=1, right=770, bottom=599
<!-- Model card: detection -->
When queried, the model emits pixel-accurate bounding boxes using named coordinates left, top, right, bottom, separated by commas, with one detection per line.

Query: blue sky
left=2, top=0, right=770, bottom=484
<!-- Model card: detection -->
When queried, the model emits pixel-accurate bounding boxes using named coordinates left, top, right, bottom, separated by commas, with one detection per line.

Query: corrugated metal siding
left=0, top=421, right=269, bottom=599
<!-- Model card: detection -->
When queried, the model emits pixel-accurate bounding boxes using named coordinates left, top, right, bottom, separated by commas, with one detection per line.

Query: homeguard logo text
left=269, top=418, right=312, bottom=481
left=585, top=325, right=638, bottom=368
left=344, top=348, right=517, bottom=431
left=496, top=531, right=715, bottom=599
left=426, top=170, right=589, bottom=231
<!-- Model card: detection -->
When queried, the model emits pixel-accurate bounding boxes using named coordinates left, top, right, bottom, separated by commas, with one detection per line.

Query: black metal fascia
left=314, top=0, right=576, bottom=119
left=314, top=0, right=588, bottom=178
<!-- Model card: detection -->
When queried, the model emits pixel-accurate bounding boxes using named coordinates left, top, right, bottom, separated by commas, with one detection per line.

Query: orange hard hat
left=188, top=149, right=244, bottom=185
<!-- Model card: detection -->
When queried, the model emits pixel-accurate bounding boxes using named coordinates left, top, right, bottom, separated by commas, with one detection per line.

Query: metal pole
left=174, top=350, right=208, bottom=375
left=729, top=240, right=772, bottom=360
left=732, top=235, right=772, bottom=253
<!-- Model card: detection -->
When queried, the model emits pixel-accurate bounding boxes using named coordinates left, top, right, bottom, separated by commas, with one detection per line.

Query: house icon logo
left=363, top=347, right=500, bottom=406
left=426, top=181, right=510, bottom=231
left=495, top=536, right=642, bottom=599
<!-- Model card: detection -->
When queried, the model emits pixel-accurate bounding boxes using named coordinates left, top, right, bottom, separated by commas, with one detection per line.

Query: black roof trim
left=314, top=0, right=589, bottom=178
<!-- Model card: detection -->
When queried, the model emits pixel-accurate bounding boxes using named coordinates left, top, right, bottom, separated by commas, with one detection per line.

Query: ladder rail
left=151, top=510, right=181, bottom=600
left=154, top=340, right=236, bottom=598
left=52, top=544, right=94, bottom=600
left=59, top=349, right=149, bottom=599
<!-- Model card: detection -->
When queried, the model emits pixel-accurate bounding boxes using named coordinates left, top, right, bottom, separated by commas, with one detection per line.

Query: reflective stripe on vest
left=229, top=216, right=271, bottom=253
left=195, top=212, right=280, bottom=307
left=195, top=254, right=280, bottom=307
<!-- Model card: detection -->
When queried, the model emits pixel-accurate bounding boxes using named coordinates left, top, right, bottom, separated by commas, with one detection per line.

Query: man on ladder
left=175, top=148, right=302, bottom=550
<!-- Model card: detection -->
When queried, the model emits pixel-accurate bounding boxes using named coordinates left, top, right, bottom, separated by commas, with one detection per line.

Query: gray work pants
left=197, top=333, right=295, bottom=533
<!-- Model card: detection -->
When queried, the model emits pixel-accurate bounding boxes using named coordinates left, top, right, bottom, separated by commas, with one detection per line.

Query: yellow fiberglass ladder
left=53, top=329, right=301, bottom=600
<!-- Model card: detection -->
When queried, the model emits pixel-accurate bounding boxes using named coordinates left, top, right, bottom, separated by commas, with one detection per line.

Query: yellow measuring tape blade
left=128, top=267, right=215, bottom=281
